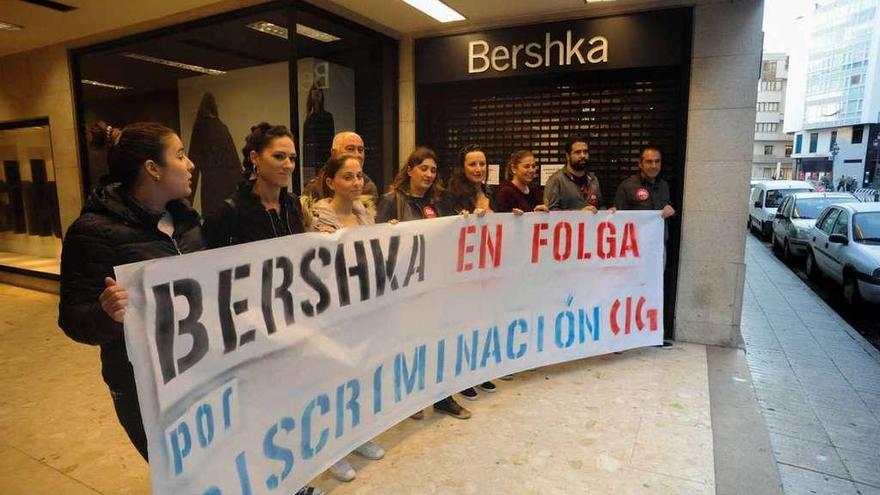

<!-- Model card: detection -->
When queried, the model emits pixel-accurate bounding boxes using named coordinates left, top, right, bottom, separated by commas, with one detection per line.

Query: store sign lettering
left=468, top=30, right=608, bottom=74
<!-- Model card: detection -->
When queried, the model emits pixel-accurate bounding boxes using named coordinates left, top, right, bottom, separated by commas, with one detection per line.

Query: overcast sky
left=762, top=0, right=813, bottom=54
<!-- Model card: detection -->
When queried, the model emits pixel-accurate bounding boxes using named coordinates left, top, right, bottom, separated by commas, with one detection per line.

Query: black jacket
left=613, top=174, right=672, bottom=211
left=375, top=190, right=445, bottom=223
left=437, top=184, right=497, bottom=216
left=203, top=180, right=306, bottom=248
left=58, top=184, right=204, bottom=392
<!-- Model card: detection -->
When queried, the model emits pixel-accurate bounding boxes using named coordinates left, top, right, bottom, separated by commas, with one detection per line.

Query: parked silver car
left=805, top=202, right=880, bottom=306
left=748, top=180, right=813, bottom=239
left=771, top=192, right=859, bottom=263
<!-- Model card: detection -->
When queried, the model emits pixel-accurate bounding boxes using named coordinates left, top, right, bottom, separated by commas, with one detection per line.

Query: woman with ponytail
left=495, top=150, right=548, bottom=214
left=64, top=122, right=321, bottom=494
left=203, top=122, right=306, bottom=247
left=59, top=121, right=204, bottom=461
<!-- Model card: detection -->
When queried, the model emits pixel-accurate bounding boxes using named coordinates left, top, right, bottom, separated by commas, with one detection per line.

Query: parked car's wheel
left=762, top=221, right=772, bottom=240
left=749, top=217, right=759, bottom=235
left=771, top=233, right=781, bottom=252
left=843, top=272, right=862, bottom=307
left=805, top=250, right=821, bottom=281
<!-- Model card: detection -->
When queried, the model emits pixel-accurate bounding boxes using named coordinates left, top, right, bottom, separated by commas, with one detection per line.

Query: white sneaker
left=328, top=458, right=356, bottom=482
left=354, top=441, right=385, bottom=460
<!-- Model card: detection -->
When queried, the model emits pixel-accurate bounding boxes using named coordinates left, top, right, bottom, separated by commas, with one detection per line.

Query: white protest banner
left=116, top=210, right=664, bottom=494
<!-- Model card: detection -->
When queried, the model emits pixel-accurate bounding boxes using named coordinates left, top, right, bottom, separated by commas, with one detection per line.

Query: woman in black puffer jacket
left=58, top=121, right=203, bottom=460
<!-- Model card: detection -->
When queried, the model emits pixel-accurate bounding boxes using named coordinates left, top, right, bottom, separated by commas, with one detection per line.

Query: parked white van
left=748, top=180, right=814, bottom=239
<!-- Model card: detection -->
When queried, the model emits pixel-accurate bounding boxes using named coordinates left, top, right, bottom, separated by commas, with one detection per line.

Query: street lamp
left=873, top=135, right=880, bottom=188
left=828, top=142, right=840, bottom=191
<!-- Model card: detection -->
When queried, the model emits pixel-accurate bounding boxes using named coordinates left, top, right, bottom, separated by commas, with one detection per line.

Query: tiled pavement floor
left=0, top=282, right=715, bottom=494
left=0, top=251, right=60, bottom=275
left=742, top=235, right=880, bottom=495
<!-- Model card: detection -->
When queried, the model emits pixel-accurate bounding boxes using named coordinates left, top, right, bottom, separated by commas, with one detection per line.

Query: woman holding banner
left=190, top=122, right=323, bottom=495
left=376, top=147, right=473, bottom=421
left=203, top=122, right=306, bottom=247
left=376, top=146, right=444, bottom=222
left=438, top=144, right=500, bottom=400
left=495, top=150, right=549, bottom=214
left=59, top=122, right=204, bottom=462
left=439, top=144, right=494, bottom=216
left=305, top=152, right=388, bottom=482
left=309, top=153, right=375, bottom=232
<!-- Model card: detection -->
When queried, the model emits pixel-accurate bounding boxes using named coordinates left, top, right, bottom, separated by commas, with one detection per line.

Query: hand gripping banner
left=115, top=210, right=664, bottom=494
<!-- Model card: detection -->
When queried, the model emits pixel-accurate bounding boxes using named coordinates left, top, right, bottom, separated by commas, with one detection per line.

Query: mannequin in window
left=302, top=83, right=335, bottom=185
left=187, top=92, right=241, bottom=217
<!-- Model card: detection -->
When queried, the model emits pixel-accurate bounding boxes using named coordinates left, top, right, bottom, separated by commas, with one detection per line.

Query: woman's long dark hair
left=446, top=144, right=487, bottom=211
left=389, top=147, right=444, bottom=204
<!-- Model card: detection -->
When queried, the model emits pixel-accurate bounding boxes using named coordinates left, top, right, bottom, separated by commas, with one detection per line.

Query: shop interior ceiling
left=78, top=7, right=375, bottom=99
left=3, top=0, right=692, bottom=59
left=324, top=0, right=693, bottom=36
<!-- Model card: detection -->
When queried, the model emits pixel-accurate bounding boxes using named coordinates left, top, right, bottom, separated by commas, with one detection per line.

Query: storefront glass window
left=0, top=119, right=62, bottom=275
left=73, top=3, right=396, bottom=216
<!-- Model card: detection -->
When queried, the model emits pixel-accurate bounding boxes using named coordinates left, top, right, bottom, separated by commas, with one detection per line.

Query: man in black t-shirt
left=614, top=147, right=675, bottom=219
left=614, top=147, right=676, bottom=348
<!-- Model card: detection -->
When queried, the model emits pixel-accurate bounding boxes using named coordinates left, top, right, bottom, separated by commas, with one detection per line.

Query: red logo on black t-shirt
left=579, top=185, right=598, bottom=206
left=423, top=206, right=437, bottom=218
left=635, top=188, right=650, bottom=201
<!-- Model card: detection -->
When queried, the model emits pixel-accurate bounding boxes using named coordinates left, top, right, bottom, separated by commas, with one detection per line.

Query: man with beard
left=545, top=136, right=612, bottom=212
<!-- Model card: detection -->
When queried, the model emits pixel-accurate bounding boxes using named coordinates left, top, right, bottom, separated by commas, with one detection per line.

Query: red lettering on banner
left=635, top=297, right=646, bottom=330
left=576, top=223, right=591, bottom=259
left=610, top=296, right=659, bottom=336
left=597, top=222, right=617, bottom=259
left=610, top=299, right=621, bottom=335
left=534, top=220, right=646, bottom=263
left=457, top=225, right=477, bottom=272
left=553, top=222, right=572, bottom=261
left=620, top=223, right=640, bottom=258
left=625, top=297, right=632, bottom=334
left=531, top=223, right=549, bottom=263
left=479, top=224, right=503, bottom=269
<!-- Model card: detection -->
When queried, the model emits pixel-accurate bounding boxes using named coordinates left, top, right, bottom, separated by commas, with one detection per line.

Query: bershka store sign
left=468, top=31, right=608, bottom=74
left=416, top=8, right=689, bottom=84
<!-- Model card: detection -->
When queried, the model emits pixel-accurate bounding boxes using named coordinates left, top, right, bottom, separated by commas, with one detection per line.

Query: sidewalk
left=741, top=235, right=880, bottom=495
left=0, top=282, right=716, bottom=495
left=7, top=236, right=875, bottom=494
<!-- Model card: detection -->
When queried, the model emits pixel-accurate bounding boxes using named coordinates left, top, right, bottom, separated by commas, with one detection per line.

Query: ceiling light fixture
left=122, top=53, right=226, bottom=75
left=246, top=21, right=341, bottom=43
left=0, top=21, right=24, bottom=31
left=584, top=0, right=615, bottom=3
left=82, top=80, right=132, bottom=90
left=400, top=0, right=465, bottom=23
